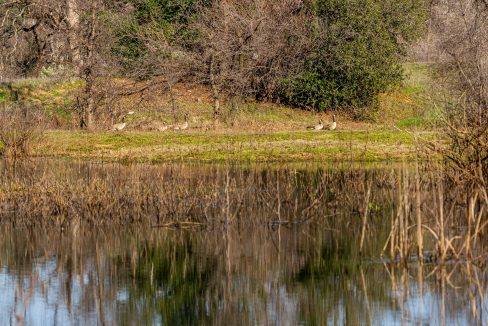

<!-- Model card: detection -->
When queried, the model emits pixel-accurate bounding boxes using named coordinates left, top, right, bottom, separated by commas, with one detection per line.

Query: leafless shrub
left=392, top=1, right=488, bottom=265
left=0, top=103, right=45, bottom=158
left=193, top=0, right=312, bottom=119
left=425, top=1, right=488, bottom=213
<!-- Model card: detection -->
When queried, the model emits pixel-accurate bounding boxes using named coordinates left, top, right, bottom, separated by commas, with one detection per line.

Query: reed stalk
left=437, top=177, right=447, bottom=262
left=415, top=158, right=423, bottom=260
left=359, top=181, right=372, bottom=253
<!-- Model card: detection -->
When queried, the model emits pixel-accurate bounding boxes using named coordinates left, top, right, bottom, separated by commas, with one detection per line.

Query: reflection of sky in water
left=0, top=260, right=487, bottom=325
left=0, top=259, right=98, bottom=325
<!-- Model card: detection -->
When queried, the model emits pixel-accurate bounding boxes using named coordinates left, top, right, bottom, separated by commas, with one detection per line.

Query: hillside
left=1, top=63, right=434, bottom=163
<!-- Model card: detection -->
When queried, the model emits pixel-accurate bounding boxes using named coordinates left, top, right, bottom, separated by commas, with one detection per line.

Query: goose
left=152, top=121, right=169, bottom=132
left=328, top=114, right=337, bottom=131
left=111, top=111, right=135, bottom=131
left=174, top=114, right=189, bottom=131
left=158, top=125, right=169, bottom=132
left=307, top=120, right=324, bottom=131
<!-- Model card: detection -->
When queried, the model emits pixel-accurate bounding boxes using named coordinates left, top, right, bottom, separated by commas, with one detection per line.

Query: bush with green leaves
left=280, top=0, right=427, bottom=111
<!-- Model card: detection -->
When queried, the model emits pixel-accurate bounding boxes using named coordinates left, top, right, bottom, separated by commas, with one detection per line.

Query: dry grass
left=0, top=159, right=485, bottom=264
left=0, top=103, right=45, bottom=159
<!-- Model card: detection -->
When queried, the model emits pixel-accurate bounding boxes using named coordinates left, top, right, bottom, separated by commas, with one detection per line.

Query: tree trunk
left=213, top=98, right=220, bottom=120
left=209, top=54, right=221, bottom=120
left=168, top=83, right=178, bottom=124
left=67, top=0, right=82, bottom=74
left=230, top=96, right=238, bottom=126
left=85, top=97, right=95, bottom=130
left=80, top=6, right=97, bottom=130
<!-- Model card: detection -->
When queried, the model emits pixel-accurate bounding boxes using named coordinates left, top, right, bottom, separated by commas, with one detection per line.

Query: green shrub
left=280, top=0, right=426, bottom=112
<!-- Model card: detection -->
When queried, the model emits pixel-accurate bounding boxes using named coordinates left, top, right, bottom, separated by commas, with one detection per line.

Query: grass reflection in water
left=0, top=160, right=486, bottom=324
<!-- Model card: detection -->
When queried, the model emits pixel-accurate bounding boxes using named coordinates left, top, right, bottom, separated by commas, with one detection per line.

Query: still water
left=0, top=161, right=486, bottom=325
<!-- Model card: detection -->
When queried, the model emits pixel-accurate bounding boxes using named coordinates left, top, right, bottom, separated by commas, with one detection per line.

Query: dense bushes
left=280, top=0, right=426, bottom=110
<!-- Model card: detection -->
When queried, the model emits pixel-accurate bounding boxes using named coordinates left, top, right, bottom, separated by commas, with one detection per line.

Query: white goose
left=174, top=114, right=189, bottom=131
left=328, top=114, right=337, bottom=131
left=111, top=111, right=135, bottom=131
left=307, top=120, right=324, bottom=131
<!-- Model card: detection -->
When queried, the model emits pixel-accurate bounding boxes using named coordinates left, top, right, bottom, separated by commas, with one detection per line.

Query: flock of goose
left=111, top=112, right=189, bottom=132
left=111, top=112, right=337, bottom=132
left=307, top=114, right=337, bottom=131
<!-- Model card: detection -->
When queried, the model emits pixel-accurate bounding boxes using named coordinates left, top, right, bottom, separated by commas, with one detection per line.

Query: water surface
left=0, top=161, right=486, bottom=325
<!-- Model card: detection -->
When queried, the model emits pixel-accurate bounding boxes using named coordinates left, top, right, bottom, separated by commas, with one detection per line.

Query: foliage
left=280, top=0, right=427, bottom=111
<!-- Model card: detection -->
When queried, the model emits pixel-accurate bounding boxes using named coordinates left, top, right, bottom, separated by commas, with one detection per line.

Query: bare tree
left=0, top=0, right=71, bottom=80
left=67, top=0, right=131, bottom=129
left=429, top=0, right=488, bottom=198
left=194, top=0, right=312, bottom=119
left=431, top=0, right=488, bottom=106
left=0, top=0, right=130, bottom=129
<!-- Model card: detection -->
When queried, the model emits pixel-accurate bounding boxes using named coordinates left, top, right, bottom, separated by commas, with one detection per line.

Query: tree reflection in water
left=0, top=160, right=486, bottom=325
left=0, top=225, right=486, bottom=325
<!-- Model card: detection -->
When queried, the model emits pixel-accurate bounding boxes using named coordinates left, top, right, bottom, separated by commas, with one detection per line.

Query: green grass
left=397, top=116, right=425, bottom=128
left=378, top=62, right=438, bottom=129
left=33, top=129, right=419, bottom=163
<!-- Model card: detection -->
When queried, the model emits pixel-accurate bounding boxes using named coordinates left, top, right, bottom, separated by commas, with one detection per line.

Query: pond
left=0, top=160, right=486, bottom=325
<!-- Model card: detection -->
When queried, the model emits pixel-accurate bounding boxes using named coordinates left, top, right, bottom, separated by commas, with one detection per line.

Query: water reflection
left=0, top=225, right=486, bottom=325
left=0, top=160, right=486, bottom=325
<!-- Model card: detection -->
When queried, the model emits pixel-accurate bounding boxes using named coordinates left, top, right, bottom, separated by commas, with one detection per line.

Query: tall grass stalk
left=0, top=103, right=45, bottom=159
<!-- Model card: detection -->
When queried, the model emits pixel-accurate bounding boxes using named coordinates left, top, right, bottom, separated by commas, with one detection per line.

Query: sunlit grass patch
left=397, top=115, right=426, bottom=128
left=35, top=129, right=419, bottom=163
left=378, top=62, right=436, bottom=128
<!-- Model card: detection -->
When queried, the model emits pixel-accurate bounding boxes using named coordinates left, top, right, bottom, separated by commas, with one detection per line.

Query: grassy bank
left=33, top=129, right=420, bottom=163
left=1, top=63, right=435, bottom=163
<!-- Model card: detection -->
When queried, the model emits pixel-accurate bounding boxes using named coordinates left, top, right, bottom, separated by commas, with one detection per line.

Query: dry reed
left=0, top=103, right=45, bottom=159
left=0, top=159, right=486, bottom=264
